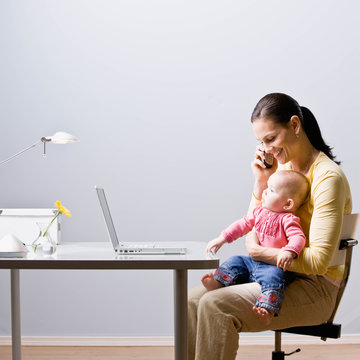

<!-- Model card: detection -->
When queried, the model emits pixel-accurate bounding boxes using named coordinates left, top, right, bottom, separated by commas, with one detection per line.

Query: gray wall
left=1, top=0, right=359, bottom=337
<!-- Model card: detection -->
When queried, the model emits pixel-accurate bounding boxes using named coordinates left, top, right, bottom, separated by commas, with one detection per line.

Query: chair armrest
left=339, top=238, right=358, bottom=250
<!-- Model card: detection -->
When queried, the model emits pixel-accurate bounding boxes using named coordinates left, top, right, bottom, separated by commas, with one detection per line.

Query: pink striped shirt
left=221, top=205, right=306, bottom=257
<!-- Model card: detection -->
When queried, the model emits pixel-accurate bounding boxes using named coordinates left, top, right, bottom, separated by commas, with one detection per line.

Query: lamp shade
left=47, top=131, right=79, bottom=144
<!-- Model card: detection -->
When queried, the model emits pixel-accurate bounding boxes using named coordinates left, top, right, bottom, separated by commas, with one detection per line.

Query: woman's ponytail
left=300, top=106, right=340, bottom=165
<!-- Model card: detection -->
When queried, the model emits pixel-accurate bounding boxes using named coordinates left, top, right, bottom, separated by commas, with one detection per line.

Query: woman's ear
left=289, top=115, right=301, bottom=137
left=283, top=198, right=295, bottom=211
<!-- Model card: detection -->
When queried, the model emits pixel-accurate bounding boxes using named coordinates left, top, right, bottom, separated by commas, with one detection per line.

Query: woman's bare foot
left=252, top=306, right=274, bottom=325
left=201, top=272, right=223, bottom=291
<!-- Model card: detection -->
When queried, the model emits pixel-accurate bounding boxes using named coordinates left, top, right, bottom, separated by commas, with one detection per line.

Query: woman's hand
left=205, top=235, right=227, bottom=255
left=251, top=145, right=278, bottom=199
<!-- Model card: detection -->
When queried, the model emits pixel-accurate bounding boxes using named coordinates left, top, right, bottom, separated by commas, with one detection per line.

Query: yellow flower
left=55, top=200, right=71, bottom=218
left=41, top=201, right=71, bottom=241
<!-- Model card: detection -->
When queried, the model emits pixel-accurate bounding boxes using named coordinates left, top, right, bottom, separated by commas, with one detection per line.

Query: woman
left=188, top=93, right=352, bottom=360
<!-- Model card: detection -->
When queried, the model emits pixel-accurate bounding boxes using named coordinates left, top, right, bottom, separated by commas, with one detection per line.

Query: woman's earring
left=295, top=134, right=299, bottom=139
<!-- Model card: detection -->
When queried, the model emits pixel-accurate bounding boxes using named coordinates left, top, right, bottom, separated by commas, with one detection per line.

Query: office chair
left=272, top=213, right=359, bottom=360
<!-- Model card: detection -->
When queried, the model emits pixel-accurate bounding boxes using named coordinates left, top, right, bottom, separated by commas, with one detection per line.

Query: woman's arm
left=251, top=145, right=278, bottom=199
left=288, top=171, right=349, bottom=275
left=245, top=230, right=280, bottom=265
left=246, top=146, right=280, bottom=263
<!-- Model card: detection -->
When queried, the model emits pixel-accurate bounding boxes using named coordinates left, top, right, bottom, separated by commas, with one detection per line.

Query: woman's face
left=252, top=117, right=297, bottom=165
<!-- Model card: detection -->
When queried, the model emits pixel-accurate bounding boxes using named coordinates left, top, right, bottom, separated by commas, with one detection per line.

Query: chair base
left=272, top=350, right=285, bottom=360
left=272, top=323, right=341, bottom=359
left=272, top=348, right=301, bottom=360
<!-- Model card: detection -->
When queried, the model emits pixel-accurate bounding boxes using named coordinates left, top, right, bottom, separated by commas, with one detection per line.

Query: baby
left=202, top=170, right=309, bottom=324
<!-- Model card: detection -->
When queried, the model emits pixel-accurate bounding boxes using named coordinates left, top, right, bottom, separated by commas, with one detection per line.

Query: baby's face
left=261, top=173, right=292, bottom=212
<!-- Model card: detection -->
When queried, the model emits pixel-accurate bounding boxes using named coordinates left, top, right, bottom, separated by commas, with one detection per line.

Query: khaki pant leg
left=188, top=275, right=338, bottom=360
left=188, top=285, right=208, bottom=360
left=188, top=282, right=262, bottom=360
left=268, top=274, right=338, bottom=330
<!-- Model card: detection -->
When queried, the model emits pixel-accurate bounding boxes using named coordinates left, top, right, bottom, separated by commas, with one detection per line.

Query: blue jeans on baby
left=214, top=255, right=295, bottom=315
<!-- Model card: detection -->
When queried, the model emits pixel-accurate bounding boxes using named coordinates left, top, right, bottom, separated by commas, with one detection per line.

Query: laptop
left=95, top=186, right=187, bottom=255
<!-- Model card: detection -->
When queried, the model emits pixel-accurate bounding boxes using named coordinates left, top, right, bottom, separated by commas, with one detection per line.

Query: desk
left=0, top=242, right=219, bottom=360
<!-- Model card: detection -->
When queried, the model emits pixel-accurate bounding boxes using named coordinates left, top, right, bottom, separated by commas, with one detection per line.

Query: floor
left=1, top=344, right=360, bottom=360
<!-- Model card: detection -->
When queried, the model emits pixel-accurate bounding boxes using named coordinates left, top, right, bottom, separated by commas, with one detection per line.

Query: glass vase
left=32, top=222, right=57, bottom=256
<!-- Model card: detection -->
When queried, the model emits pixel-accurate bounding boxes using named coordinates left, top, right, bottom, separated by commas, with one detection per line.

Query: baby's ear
left=283, top=198, right=295, bottom=211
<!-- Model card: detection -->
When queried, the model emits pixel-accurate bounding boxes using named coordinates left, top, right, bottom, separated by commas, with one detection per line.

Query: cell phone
left=262, top=151, right=273, bottom=168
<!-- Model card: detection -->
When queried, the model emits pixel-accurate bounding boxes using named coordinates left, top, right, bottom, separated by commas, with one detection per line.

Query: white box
left=0, top=209, right=61, bottom=245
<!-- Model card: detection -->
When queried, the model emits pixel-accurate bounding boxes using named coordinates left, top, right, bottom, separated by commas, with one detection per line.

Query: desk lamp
left=0, top=131, right=79, bottom=257
left=0, top=131, right=79, bottom=166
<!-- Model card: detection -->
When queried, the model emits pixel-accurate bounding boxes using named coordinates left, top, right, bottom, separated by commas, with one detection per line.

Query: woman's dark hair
left=251, top=93, right=340, bottom=164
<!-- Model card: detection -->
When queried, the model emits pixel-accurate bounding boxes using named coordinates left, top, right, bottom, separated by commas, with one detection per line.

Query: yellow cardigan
left=249, top=152, right=352, bottom=280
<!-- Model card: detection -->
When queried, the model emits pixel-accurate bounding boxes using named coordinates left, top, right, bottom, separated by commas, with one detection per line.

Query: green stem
left=43, top=212, right=60, bottom=237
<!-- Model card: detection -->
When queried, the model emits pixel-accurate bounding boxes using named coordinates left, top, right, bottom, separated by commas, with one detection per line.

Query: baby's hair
left=275, top=170, right=310, bottom=209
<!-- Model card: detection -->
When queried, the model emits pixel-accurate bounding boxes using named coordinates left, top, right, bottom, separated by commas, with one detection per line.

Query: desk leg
left=174, top=269, right=188, bottom=360
left=10, top=269, right=22, bottom=360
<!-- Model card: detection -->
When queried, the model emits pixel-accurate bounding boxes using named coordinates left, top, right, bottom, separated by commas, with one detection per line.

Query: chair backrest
left=327, top=213, right=359, bottom=324
left=273, top=214, right=359, bottom=357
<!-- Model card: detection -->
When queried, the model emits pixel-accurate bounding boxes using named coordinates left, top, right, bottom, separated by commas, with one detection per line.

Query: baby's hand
left=277, top=250, right=296, bottom=271
left=205, top=235, right=227, bottom=255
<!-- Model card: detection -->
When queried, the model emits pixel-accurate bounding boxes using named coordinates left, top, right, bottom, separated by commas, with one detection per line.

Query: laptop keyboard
left=119, top=243, right=155, bottom=248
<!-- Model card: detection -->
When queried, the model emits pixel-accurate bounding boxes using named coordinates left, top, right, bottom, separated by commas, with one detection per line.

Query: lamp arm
left=0, top=140, right=44, bottom=167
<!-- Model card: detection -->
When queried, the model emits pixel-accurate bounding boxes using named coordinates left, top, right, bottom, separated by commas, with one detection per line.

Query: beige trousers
left=188, top=274, right=338, bottom=360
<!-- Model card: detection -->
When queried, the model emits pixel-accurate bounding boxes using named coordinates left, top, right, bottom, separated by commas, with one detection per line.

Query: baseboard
left=0, top=336, right=174, bottom=347
left=0, top=334, right=359, bottom=347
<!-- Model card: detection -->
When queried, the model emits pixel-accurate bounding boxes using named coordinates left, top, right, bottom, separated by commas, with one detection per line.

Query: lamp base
left=0, top=234, right=28, bottom=258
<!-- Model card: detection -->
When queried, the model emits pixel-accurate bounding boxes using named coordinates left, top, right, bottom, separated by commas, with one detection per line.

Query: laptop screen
left=95, top=186, right=119, bottom=250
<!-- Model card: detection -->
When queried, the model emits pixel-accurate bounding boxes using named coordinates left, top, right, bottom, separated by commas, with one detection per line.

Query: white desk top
left=0, top=241, right=219, bottom=270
